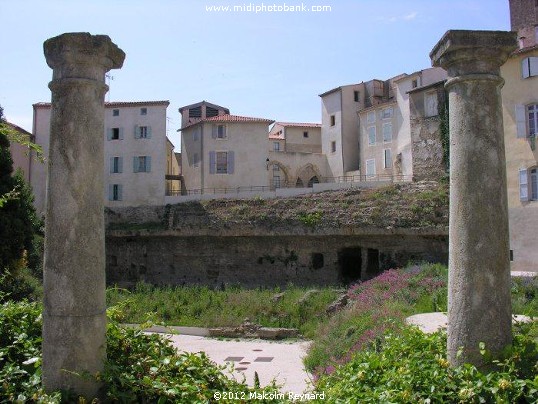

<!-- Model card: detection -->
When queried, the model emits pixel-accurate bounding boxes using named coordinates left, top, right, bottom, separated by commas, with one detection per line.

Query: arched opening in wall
left=296, top=178, right=304, bottom=188
left=307, top=176, right=319, bottom=188
left=338, top=247, right=362, bottom=284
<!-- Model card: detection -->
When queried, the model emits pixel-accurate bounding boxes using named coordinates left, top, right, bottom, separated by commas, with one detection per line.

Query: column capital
left=44, top=32, right=125, bottom=81
left=430, top=30, right=517, bottom=76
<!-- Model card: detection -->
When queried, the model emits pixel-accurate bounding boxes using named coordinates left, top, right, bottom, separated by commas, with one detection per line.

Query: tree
left=0, top=106, right=41, bottom=272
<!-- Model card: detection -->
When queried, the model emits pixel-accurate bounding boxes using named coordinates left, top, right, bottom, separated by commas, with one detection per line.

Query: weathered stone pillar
left=42, top=33, right=124, bottom=397
left=430, top=30, right=517, bottom=367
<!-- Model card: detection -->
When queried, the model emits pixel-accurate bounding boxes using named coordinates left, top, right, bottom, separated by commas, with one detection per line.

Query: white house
left=31, top=100, right=170, bottom=213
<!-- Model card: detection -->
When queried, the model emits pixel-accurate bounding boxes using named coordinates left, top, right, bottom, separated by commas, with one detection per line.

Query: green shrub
left=313, top=324, right=538, bottom=403
left=0, top=301, right=286, bottom=403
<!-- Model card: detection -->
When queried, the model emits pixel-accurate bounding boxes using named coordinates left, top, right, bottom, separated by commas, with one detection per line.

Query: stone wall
left=106, top=231, right=448, bottom=288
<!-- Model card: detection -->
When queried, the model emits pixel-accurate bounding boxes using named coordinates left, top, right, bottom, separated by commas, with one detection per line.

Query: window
left=193, top=127, right=200, bottom=141
left=330, top=115, right=336, bottom=126
left=368, top=126, right=376, bottom=145
left=110, top=156, right=123, bottom=174
left=354, top=91, right=360, bottom=102
left=273, top=164, right=280, bottom=171
left=528, top=104, right=538, bottom=136
left=112, top=109, right=119, bottom=116
left=366, top=159, right=376, bottom=177
left=206, top=107, right=219, bottom=117
left=516, top=104, right=538, bottom=138
left=189, top=106, right=202, bottom=118
left=521, top=57, right=538, bottom=78
left=216, top=151, right=228, bottom=174
left=209, top=151, right=234, bottom=174
left=212, top=124, right=227, bottom=139
left=140, top=107, right=147, bottom=115
left=193, top=153, right=199, bottom=168
left=425, top=91, right=438, bottom=117
left=367, top=111, right=376, bottom=124
left=303, top=131, right=309, bottom=138
left=532, top=168, right=538, bottom=200
left=107, top=127, right=123, bottom=140
left=273, top=142, right=280, bottom=151
left=331, top=141, right=336, bottom=153
left=135, top=125, right=151, bottom=139
left=273, top=174, right=281, bottom=189
left=109, top=184, right=122, bottom=201
left=133, top=156, right=151, bottom=173
left=140, top=126, right=148, bottom=138
left=382, top=123, right=392, bottom=143
left=383, top=149, right=392, bottom=168
left=412, top=79, right=418, bottom=88
left=381, top=108, right=393, bottom=119
left=521, top=167, right=538, bottom=201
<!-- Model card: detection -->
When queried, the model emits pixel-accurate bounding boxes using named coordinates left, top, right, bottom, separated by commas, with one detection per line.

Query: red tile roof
left=274, top=122, right=321, bottom=128
left=180, top=114, right=274, bottom=130
left=269, top=133, right=285, bottom=140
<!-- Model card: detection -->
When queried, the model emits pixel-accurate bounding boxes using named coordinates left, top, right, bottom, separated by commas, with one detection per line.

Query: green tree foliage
left=0, top=106, right=42, bottom=281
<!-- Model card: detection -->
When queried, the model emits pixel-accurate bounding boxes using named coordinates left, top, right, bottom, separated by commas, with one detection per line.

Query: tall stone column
left=430, top=31, right=517, bottom=367
left=42, top=33, right=124, bottom=397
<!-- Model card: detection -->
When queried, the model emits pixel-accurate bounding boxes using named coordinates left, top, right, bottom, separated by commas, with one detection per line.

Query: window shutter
left=134, top=125, right=140, bottom=139
left=108, top=184, right=114, bottom=201
left=118, top=184, right=123, bottom=201
left=227, top=151, right=234, bottom=174
left=146, top=156, right=152, bottom=172
left=522, top=58, right=530, bottom=78
left=222, top=125, right=227, bottom=138
left=133, top=157, right=139, bottom=173
left=107, top=128, right=112, bottom=141
left=209, top=151, right=216, bottom=174
left=519, top=168, right=529, bottom=202
left=515, top=105, right=527, bottom=138
left=530, top=57, right=538, bottom=77
left=212, top=125, right=217, bottom=139
left=119, top=127, right=124, bottom=140
left=147, top=126, right=152, bottom=139
left=118, top=157, right=123, bottom=173
left=109, top=157, right=114, bottom=173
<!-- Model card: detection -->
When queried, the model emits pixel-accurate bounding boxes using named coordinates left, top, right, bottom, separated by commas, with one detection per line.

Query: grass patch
left=106, top=284, right=340, bottom=339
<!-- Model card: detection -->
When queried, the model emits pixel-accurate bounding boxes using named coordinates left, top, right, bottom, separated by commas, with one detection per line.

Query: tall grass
left=106, top=284, right=340, bottom=338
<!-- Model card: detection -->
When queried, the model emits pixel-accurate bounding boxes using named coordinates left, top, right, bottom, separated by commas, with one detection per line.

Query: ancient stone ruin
left=42, top=33, right=124, bottom=397
left=430, top=30, right=517, bottom=367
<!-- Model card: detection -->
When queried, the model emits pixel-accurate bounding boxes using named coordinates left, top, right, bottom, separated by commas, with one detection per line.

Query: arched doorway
left=307, top=176, right=319, bottom=188
left=296, top=178, right=304, bottom=188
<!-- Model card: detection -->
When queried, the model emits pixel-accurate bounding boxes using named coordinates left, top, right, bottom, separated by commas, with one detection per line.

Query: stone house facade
left=267, top=122, right=326, bottom=189
left=179, top=102, right=274, bottom=192
left=31, top=101, right=171, bottom=213
left=501, top=0, right=538, bottom=272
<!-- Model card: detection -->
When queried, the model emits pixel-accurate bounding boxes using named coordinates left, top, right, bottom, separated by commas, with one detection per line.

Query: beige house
left=166, top=138, right=181, bottom=196
left=31, top=101, right=170, bottom=213
left=267, top=122, right=326, bottom=189
left=319, top=84, right=363, bottom=178
left=501, top=0, right=538, bottom=272
left=358, top=101, right=399, bottom=180
left=6, top=121, right=33, bottom=182
left=180, top=102, right=274, bottom=193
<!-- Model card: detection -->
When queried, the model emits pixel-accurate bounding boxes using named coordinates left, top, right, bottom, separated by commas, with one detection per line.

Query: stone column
left=430, top=30, right=517, bottom=367
left=42, top=33, right=124, bottom=397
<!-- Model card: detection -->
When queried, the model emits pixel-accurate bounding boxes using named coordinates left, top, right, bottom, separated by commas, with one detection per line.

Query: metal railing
left=165, top=174, right=412, bottom=197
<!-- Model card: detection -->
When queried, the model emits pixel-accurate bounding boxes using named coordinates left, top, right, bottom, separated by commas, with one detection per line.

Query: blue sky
left=1, top=0, right=509, bottom=149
